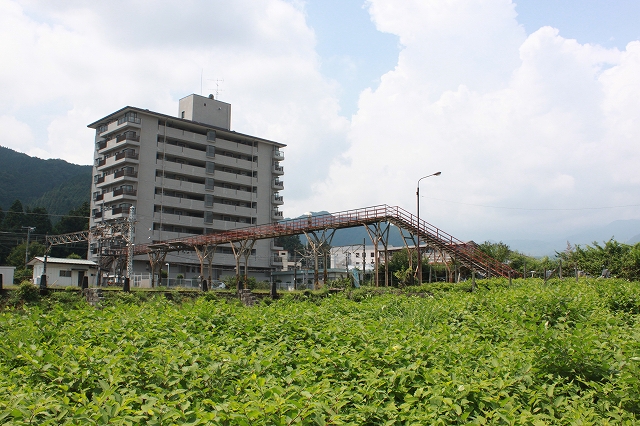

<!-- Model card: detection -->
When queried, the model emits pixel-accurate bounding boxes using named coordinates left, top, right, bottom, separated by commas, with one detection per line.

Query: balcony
left=111, top=206, right=131, bottom=216
left=112, top=188, right=137, bottom=197
left=272, top=209, right=284, bottom=220
left=271, top=255, right=283, bottom=266
left=114, top=169, right=138, bottom=179
left=272, top=164, right=284, bottom=175
left=96, top=140, right=107, bottom=151
left=272, top=179, right=284, bottom=190
left=93, top=211, right=102, bottom=219
left=95, top=176, right=105, bottom=184
left=115, top=151, right=139, bottom=161
left=272, top=194, right=283, bottom=205
left=96, top=158, right=106, bottom=167
left=273, top=150, right=284, bottom=160
left=94, top=193, right=104, bottom=201
left=116, top=134, right=140, bottom=143
left=117, top=115, right=141, bottom=125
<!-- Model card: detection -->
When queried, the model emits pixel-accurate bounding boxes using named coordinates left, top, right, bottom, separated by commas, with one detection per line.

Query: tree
left=6, top=241, right=46, bottom=268
left=2, top=200, right=26, bottom=232
left=25, top=206, right=52, bottom=235
left=478, top=241, right=511, bottom=263
left=53, top=201, right=90, bottom=234
left=275, top=234, right=304, bottom=256
left=570, top=239, right=639, bottom=279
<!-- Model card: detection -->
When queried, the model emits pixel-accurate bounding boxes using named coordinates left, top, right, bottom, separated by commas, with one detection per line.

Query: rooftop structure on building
left=88, top=94, right=286, bottom=284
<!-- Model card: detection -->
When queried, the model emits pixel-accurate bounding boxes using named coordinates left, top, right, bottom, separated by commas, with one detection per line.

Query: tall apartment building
left=88, top=94, right=286, bottom=282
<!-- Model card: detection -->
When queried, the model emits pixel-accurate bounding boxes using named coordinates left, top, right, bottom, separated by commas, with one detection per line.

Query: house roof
left=27, top=257, right=98, bottom=267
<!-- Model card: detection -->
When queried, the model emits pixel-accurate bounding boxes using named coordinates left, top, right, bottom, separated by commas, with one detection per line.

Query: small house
left=27, top=257, right=98, bottom=287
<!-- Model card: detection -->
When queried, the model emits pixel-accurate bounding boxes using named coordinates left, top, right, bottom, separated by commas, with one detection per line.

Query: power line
left=422, top=196, right=640, bottom=211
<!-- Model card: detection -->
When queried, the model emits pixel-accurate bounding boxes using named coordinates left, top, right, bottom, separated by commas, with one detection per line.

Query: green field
left=1, top=279, right=639, bottom=424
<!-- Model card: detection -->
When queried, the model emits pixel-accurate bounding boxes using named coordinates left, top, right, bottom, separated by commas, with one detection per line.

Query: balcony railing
left=115, top=151, right=139, bottom=161
left=96, top=158, right=106, bottom=167
left=111, top=206, right=131, bottom=215
left=273, top=194, right=283, bottom=204
left=93, top=211, right=102, bottom=219
left=112, top=188, right=137, bottom=197
left=96, top=141, right=107, bottom=151
left=273, top=150, right=284, bottom=160
left=273, top=164, right=284, bottom=174
left=272, top=180, right=284, bottom=189
left=94, top=194, right=104, bottom=201
left=272, top=210, right=284, bottom=219
left=117, top=115, right=141, bottom=125
left=116, top=134, right=140, bottom=143
left=113, top=169, right=138, bottom=179
left=96, top=176, right=105, bottom=184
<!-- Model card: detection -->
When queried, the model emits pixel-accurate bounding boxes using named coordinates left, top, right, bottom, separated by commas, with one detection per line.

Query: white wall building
left=28, top=257, right=98, bottom=287
left=0, top=266, right=16, bottom=286
left=88, top=94, right=286, bottom=282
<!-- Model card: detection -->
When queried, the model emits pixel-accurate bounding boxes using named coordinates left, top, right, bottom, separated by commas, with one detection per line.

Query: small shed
left=28, top=257, right=98, bottom=287
left=0, top=266, right=16, bottom=286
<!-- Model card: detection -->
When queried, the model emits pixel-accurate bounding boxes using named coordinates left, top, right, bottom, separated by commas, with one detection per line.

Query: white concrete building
left=88, top=94, right=286, bottom=282
left=330, top=244, right=404, bottom=271
left=28, top=257, right=98, bottom=287
left=0, top=266, right=16, bottom=286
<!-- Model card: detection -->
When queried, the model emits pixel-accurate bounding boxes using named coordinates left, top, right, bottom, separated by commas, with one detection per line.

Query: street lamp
left=165, top=262, right=170, bottom=286
left=416, top=171, right=441, bottom=284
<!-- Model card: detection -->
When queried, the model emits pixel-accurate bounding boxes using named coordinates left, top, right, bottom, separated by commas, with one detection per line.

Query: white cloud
left=2, top=0, right=640, bottom=242
left=0, top=115, right=35, bottom=153
left=0, top=0, right=348, bottom=195
left=297, top=0, right=640, bottom=241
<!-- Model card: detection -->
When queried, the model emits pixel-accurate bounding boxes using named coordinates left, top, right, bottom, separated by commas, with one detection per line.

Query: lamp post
left=165, top=262, right=170, bottom=286
left=22, top=226, right=36, bottom=267
left=416, top=172, right=441, bottom=284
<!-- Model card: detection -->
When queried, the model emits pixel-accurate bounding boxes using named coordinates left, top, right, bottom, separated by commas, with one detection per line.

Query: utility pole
left=22, top=226, right=36, bottom=267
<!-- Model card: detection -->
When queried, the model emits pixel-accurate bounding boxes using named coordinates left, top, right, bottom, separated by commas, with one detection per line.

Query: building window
left=205, top=194, right=214, bottom=207
left=207, top=130, right=216, bottom=141
left=206, top=145, right=216, bottom=158
left=204, top=212, right=213, bottom=224
left=181, top=111, right=185, bottom=118
left=59, top=270, right=72, bottom=277
left=205, top=178, right=214, bottom=190
left=206, top=161, right=215, bottom=174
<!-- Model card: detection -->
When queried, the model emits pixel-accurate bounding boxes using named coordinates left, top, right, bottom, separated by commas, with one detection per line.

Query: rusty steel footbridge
left=46, top=204, right=519, bottom=289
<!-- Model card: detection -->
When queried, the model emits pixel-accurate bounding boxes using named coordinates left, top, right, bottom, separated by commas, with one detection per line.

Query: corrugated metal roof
left=29, top=257, right=98, bottom=267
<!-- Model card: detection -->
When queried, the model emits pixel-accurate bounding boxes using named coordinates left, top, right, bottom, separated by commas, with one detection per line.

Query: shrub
left=12, top=281, right=40, bottom=303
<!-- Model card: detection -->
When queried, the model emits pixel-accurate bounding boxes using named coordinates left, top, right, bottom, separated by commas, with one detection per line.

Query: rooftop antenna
left=208, top=78, right=224, bottom=100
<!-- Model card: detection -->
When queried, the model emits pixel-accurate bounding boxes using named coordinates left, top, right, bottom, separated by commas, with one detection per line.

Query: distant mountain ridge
left=0, top=146, right=91, bottom=218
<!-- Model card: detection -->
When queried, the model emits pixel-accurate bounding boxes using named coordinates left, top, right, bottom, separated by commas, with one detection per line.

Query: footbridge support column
left=230, top=239, right=256, bottom=292
left=147, top=250, right=168, bottom=288
left=194, top=244, right=216, bottom=291
left=364, top=222, right=391, bottom=287
left=303, top=229, right=336, bottom=290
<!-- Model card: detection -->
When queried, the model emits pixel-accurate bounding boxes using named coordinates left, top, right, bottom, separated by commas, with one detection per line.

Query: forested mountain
left=0, top=146, right=91, bottom=217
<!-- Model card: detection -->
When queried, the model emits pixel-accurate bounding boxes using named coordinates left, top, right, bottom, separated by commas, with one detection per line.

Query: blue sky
left=1, top=0, right=640, bottom=247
